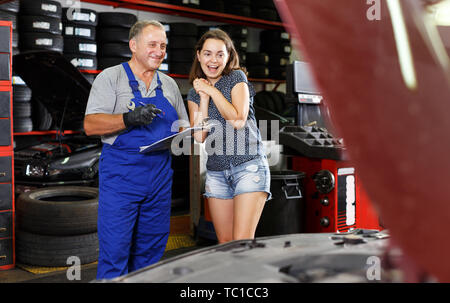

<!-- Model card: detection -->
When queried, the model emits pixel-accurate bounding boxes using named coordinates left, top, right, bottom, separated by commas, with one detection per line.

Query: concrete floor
left=0, top=245, right=206, bottom=283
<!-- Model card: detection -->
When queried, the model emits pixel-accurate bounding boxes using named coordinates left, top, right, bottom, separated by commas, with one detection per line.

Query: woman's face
left=197, top=38, right=229, bottom=83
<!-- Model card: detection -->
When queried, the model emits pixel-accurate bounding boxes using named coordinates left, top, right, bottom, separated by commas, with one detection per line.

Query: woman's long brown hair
left=188, top=28, right=247, bottom=84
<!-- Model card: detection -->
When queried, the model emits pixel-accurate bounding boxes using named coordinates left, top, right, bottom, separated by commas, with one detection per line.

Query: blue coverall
left=96, top=62, right=178, bottom=279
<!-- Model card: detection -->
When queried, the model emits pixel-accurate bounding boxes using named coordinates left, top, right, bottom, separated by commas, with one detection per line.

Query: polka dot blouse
left=187, top=69, right=265, bottom=171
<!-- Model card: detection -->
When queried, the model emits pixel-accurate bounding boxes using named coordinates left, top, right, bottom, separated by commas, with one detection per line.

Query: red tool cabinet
left=291, top=156, right=382, bottom=233
left=0, top=20, right=15, bottom=270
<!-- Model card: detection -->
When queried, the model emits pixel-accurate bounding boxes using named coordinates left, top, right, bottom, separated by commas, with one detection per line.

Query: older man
left=84, top=20, right=189, bottom=279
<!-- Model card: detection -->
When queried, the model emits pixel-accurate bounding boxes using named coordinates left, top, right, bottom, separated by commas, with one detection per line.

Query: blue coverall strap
left=122, top=62, right=142, bottom=99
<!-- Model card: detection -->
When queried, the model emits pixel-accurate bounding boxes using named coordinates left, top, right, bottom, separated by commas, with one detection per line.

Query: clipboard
left=139, top=126, right=204, bottom=153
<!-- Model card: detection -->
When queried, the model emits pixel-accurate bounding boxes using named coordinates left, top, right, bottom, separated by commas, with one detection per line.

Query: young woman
left=187, top=29, right=271, bottom=243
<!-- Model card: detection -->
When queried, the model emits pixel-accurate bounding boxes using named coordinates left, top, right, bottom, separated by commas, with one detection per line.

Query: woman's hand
left=193, top=78, right=214, bottom=97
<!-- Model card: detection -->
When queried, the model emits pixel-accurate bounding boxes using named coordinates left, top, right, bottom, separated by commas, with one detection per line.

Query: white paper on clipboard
left=139, top=126, right=204, bottom=153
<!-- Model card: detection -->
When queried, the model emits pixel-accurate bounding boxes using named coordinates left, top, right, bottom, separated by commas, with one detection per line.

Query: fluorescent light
left=428, top=0, right=450, bottom=26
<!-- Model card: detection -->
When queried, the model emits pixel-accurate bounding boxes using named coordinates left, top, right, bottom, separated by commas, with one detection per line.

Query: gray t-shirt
left=85, top=64, right=189, bottom=145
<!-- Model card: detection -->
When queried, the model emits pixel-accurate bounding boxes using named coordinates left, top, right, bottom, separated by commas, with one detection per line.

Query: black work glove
left=123, top=103, right=162, bottom=127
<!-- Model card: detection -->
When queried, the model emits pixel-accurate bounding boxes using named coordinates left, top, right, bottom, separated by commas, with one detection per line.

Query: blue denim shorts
left=204, top=156, right=272, bottom=200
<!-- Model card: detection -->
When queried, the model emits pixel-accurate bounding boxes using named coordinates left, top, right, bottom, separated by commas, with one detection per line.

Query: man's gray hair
left=129, top=20, right=166, bottom=40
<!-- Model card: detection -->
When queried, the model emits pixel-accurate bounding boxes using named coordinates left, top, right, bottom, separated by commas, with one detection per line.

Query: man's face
left=131, top=25, right=167, bottom=71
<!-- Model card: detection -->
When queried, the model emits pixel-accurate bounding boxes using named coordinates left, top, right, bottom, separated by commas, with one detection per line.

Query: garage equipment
left=0, top=20, right=14, bottom=270
left=281, top=61, right=381, bottom=233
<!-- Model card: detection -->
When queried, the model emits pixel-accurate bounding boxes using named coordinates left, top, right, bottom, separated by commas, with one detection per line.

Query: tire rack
left=80, top=0, right=284, bottom=30
left=77, top=0, right=287, bottom=88
left=0, top=20, right=15, bottom=271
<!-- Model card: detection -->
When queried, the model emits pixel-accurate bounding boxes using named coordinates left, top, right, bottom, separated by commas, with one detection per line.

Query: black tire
left=170, top=62, right=191, bottom=75
left=63, top=37, right=97, bottom=55
left=0, top=10, right=17, bottom=30
left=19, top=0, right=62, bottom=19
left=260, top=30, right=290, bottom=44
left=253, top=8, right=279, bottom=21
left=197, top=25, right=218, bottom=39
left=260, top=42, right=292, bottom=55
left=251, top=0, right=276, bottom=9
left=268, top=54, right=290, bottom=67
left=225, top=4, right=251, bottom=17
left=227, top=0, right=250, bottom=5
left=65, top=53, right=98, bottom=70
left=247, top=65, right=269, bottom=79
left=246, top=53, right=269, bottom=66
left=19, top=32, right=63, bottom=52
left=169, top=48, right=195, bottom=63
left=255, top=90, right=276, bottom=113
left=97, top=27, right=130, bottom=43
left=13, top=85, right=32, bottom=102
left=169, top=0, right=200, bottom=9
left=98, top=42, right=131, bottom=57
left=253, top=92, right=268, bottom=109
left=98, top=57, right=129, bottom=70
left=238, top=51, right=246, bottom=65
left=13, top=117, right=33, bottom=132
left=269, top=91, right=285, bottom=114
left=269, top=66, right=287, bottom=80
left=168, top=22, right=197, bottom=36
left=16, top=230, right=98, bottom=267
left=98, top=12, right=137, bottom=28
left=16, top=186, right=99, bottom=236
left=62, top=8, right=98, bottom=27
left=31, top=99, right=52, bottom=131
left=62, top=22, right=96, bottom=40
left=12, top=29, right=18, bottom=48
left=233, top=38, right=248, bottom=52
left=169, top=36, right=197, bottom=49
left=13, top=101, right=31, bottom=118
left=200, top=0, right=224, bottom=12
left=0, top=0, right=19, bottom=13
left=18, top=15, right=62, bottom=35
left=219, top=25, right=248, bottom=39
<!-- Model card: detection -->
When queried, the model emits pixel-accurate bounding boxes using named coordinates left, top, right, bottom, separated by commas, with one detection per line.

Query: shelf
left=13, top=130, right=81, bottom=136
left=80, top=0, right=284, bottom=30
left=79, top=69, right=285, bottom=84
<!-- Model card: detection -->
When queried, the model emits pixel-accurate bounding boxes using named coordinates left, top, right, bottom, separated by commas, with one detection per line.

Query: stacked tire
left=259, top=29, right=292, bottom=80
left=200, top=0, right=224, bottom=12
left=97, top=12, right=136, bottom=70
left=220, top=25, right=248, bottom=67
left=18, top=0, right=63, bottom=53
left=246, top=52, right=269, bottom=79
left=225, top=0, right=251, bottom=17
left=251, top=0, right=281, bottom=21
left=62, top=7, right=98, bottom=72
left=169, top=0, right=200, bottom=9
left=253, top=90, right=294, bottom=140
left=158, top=23, right=170, bottom=73
left=168, top=22, right=197, bottom=75
left=12, top=82, right=33, bottom=133
left=0, top=0, right=19, bottom=55
left=254, top=90, right=290, bottom=117
left=15, top=186, right=99, bottom=267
